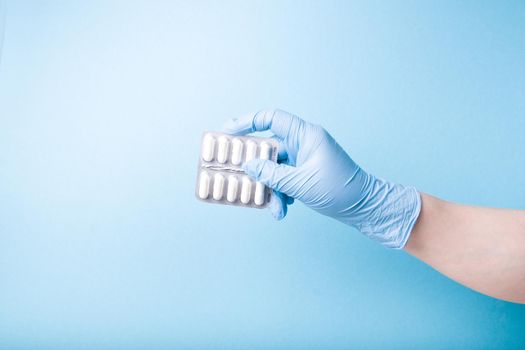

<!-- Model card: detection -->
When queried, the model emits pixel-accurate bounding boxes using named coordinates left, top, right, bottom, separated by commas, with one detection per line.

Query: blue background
left=1, top=0, right=524, bottom=348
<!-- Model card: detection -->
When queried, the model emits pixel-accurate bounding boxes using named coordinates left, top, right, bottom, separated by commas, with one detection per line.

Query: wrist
left=340, top=171, right=422, bottom=249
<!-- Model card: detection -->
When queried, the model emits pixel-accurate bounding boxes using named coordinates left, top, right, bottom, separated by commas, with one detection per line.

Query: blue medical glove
left=223, top=109, right=421, bottom=249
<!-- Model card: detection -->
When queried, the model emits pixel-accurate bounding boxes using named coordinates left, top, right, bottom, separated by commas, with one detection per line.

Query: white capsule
left=231, top=138, right=244, bottom=165
left=226, top=175, right=239, bottom=202
left=245, top=140, right=257, bottom=162
left=201, top=134, right=215, bottom=162
left=198, top=171, right=211, bottom=199
left=212, top=173, right=225, bottom=200
left=259, top=141, right=272, bottom=160
left=240, top=176, right=252, bottom=204
left=217, top=136, right=230, bottom=164
left=254, top=182, right=266, bottom=206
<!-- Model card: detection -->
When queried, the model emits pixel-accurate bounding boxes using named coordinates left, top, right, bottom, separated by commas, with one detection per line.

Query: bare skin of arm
left=404, top=193, right=525, bottom=304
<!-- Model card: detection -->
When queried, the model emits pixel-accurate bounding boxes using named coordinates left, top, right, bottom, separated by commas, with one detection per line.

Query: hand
left=223, top=109, right=421, bottom=249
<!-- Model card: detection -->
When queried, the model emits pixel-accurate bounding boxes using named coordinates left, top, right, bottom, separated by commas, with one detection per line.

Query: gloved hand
left=223, top=109, right=421, bottom=249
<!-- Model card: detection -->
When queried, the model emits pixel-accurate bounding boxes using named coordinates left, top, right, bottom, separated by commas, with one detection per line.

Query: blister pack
left=195, top=132, right=279, bottom=208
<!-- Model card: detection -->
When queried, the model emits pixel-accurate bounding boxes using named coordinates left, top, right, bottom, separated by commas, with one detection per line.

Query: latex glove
left=223, top=109, right=421, bottom=249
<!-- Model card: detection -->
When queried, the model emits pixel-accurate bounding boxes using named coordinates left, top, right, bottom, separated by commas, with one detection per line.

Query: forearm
left=405, top=193, right=525, bottom=303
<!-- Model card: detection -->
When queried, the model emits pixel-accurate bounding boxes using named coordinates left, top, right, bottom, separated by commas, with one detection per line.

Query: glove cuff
left=346, top=174, right=422, bottom=249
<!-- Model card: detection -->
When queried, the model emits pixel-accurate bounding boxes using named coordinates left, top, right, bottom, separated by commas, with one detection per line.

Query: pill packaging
left=195, top=132, right=279, bottom=208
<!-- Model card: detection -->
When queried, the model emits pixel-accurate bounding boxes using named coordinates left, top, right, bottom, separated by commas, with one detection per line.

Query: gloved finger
left=275, top=183, right=295, bottom=204
left=222, top=109, right=305, bottom=141
left=269, top=190, right=288, bottom=220
left=276, top=183, right=295, bottom=204
left=242, top=159, right=300, bottom=198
